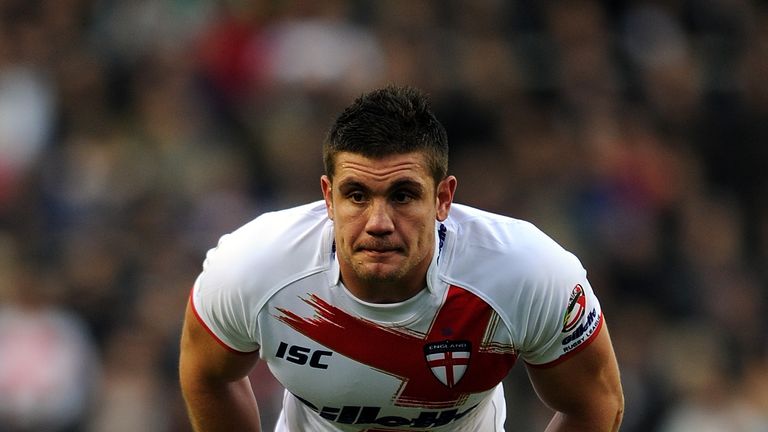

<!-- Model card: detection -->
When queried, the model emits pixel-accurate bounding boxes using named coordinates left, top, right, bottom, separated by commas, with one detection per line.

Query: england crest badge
left=423, top=340, right=471, bottom=388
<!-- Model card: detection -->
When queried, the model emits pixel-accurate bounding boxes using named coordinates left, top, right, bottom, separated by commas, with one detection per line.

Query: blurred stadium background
left=0, top=1, right=766, bottom=431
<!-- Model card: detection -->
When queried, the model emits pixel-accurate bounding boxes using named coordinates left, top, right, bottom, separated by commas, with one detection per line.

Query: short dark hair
left=323, top=86, right=449, bottom=184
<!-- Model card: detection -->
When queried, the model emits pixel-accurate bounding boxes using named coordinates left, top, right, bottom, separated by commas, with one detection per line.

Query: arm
left=526, top=322, right=624, bottom=432
left=179, top=299, right=263, bottom=432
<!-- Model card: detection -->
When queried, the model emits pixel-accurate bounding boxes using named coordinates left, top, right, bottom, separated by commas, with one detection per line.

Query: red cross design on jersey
left=275, top=285, right=517, bottom=409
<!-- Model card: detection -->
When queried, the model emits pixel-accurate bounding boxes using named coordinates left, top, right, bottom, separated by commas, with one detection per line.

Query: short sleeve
left=520, top=280, right=603, bottom=367
left=517, top=253, right=603, bottom=367
left=190, top=233, right=261, bottom=354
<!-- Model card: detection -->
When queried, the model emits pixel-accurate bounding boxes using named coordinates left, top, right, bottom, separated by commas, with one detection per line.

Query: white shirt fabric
left=192, top=201, right=603, bottom=431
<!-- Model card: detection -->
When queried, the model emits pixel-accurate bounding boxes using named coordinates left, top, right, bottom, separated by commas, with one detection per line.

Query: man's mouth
left=356, top=244, right=402, bottom=255
left=361, top=248, right=397, bottom=254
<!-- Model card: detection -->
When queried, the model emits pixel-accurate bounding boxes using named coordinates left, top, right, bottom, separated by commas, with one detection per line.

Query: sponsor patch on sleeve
left=560, top=284, right=601, bottom=354
left=562, top=284, right=586, bottom=332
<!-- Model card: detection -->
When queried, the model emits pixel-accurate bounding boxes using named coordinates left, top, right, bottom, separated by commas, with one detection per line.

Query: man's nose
left=365, top=199, right=395, bottom=236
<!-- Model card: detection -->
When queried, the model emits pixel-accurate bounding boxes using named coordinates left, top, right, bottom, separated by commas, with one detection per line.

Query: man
left=179, top=86, right=624, bottom=431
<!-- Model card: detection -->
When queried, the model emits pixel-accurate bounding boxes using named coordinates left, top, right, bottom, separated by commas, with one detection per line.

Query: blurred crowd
left=0, top=0, right=766, bottom=431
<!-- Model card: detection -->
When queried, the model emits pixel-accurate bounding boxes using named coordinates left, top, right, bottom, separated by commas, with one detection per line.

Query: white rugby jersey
left=192, top=201, right=603, bottom=432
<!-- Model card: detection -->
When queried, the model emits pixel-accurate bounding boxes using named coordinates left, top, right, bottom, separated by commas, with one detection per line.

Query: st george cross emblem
left=423, top=340, right=471, bottom=388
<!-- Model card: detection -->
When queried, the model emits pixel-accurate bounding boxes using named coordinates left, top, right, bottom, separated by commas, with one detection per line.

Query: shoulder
left=232, top=201, right=330, bottom=243
left=440, top=204, right=587, bottom=319
left=441, top=205, right=600, bottom=363
left=190, top=201, right=334, bottom=352
left=198, top=201, right=333, bottom=294
left=443, top=204, right=582, bottom=281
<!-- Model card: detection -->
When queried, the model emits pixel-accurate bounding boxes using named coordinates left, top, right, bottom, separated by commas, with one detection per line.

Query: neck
left=342, top=279, right=427, bottom=304
left=338, top=257, right=432, bottom=304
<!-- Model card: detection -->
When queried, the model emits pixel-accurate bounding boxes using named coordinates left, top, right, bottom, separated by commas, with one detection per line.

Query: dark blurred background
left=0, top=1, right=766, bottom=431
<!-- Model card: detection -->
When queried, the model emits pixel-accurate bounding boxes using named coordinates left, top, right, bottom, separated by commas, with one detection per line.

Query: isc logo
left=275, top=342, right=333, bottom=369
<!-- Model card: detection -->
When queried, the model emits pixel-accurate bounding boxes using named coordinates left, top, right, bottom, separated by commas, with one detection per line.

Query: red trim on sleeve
left=525, top=313, right=604, bottom=369
left=189, top=287, right=259, bottom=356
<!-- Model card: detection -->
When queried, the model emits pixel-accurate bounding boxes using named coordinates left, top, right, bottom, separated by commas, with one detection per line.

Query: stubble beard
left=350, top=255, right=408, bottom=286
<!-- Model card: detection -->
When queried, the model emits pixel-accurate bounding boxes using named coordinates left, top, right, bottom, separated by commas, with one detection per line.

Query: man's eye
left=349, top=192, right=366, bottom=203
left=392, top=191, right=414, bottom=204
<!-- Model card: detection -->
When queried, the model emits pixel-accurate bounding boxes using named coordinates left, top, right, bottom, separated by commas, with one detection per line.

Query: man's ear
left=436, top=176, right=457, bottom=221
left=320, top=175, right=334, bottom=220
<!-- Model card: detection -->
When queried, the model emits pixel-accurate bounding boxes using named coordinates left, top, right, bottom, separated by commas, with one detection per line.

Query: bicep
left=180, top=299, right=260, bottom=385
left=180, top=300, right=265, bottom=431
left=525, top=322, right=624, bottom=429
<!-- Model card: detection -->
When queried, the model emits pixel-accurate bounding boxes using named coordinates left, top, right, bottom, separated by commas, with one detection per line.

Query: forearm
left=182, top=375, right=262, bottom=432
left=544, top=405, right=623, bottom=432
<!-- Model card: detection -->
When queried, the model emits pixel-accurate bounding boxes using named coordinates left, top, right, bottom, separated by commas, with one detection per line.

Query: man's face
left=321, top=151, right=456, bottom=302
